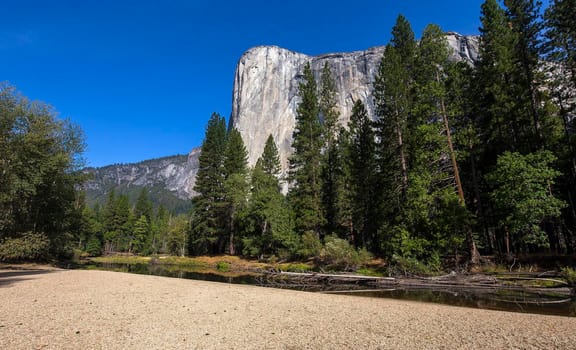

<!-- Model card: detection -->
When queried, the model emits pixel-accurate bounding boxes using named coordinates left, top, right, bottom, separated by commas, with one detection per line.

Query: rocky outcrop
left=83, top=148, right=200, bottom=212
left=230, top=33, right=479, bottom=175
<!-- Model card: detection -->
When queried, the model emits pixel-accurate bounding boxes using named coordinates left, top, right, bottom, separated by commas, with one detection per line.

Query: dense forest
left=1, top=0, right=575, bottom=270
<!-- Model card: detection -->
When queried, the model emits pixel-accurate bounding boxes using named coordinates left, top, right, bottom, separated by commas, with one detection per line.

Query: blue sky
left=1, top=0, right=492, bottom=167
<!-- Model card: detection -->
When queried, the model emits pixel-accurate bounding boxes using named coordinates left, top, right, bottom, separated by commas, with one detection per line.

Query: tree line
left=188, top=0, right=576, bottom=268
left=1, top=0, right=574, bottom=269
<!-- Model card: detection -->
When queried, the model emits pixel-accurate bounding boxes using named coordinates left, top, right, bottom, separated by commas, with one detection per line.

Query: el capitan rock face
left=86, top=33, right=479, bottom=203
left=230, top=33, right=479, bottom=176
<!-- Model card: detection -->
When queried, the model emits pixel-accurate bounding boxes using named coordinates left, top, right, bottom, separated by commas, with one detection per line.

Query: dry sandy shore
left=1, top=267, right=575, bottom=349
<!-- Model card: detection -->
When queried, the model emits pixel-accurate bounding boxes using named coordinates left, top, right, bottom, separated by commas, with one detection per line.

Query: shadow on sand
left=0, top=268, right=58, bottom=287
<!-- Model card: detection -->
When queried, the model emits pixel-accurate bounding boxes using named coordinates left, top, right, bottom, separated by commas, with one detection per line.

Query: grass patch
left=216, top=261, right=230, bottom=272
left=356, top=268, right=384, bottom=277
left=276, top=263, right=313, bottom=273
left=90, top=256, right=151, bottom=265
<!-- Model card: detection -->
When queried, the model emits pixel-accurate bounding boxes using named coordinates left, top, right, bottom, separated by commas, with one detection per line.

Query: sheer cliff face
left=83, top=148, right=200, bottom=213
left=230, top=33, right=479, bottom=174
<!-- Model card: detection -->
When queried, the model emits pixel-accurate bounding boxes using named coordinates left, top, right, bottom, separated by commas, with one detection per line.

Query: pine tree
left=190, top=113, right=227, bottom=255
left=409, top=24, right=476, bottom=262
left=545, top=0, right=576, bottom=251
left=374, top=16, right=416, bottom=198
left=134, top=188, right=153, bottom=223
left=246, top=136, right=296, bottom=257
left=347, top=100, right=378, bottom=250
left=504, top=0, right=547, bottom=146
left=260, top=135, right=282, bottom=177
left=318, top=63, right=342, bottom=236
left=545, top=0, right=576, bottom=88
left=222, top=127, right=249, bottom=255
left=288, top=62, right=325, bottom=236
left=476, top=0, right=523, bottom=156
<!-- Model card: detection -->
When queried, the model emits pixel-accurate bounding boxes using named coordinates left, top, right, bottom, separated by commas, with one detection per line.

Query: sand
left=1, top=267, right=575, bottom=349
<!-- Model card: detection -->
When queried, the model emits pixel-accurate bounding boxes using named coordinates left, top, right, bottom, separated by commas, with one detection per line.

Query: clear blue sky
left=1, top=0, right=490, bottom=167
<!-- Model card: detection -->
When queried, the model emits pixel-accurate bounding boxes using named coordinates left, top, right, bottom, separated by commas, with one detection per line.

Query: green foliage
left=190, top=113, right=228, bottom=255
left=487, top=151, right=566, bottom=248
left=166, top=215, right=189, bottom=256
left=0, top=232, right=51, bottom=261
left=347, top=101, right=379, bottom=250
left=288, top=62, right=325, bottom=234
left=85, top=235, right=102, bottom=257
left=319, top=235, right=373, bottom=270
left=561, top=267, right=576, bottom=286
left=388, top=254, right=441, bottom=276
left=0, top=83, right=86, bottom=259
left=134, top=188, right=153, bottom=223
left=216, top=261, right=230, bottom=272
left=298, top=231, right=323, bottom=259
left=222, top=128, right=250, bottom=256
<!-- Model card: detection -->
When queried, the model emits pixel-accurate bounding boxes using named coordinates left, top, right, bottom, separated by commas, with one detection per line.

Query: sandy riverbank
left=1, top=267, right=575, bottom=349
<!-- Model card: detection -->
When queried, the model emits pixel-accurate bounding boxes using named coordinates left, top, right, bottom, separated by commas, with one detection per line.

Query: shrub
left=298, top=231, right=322, bottom=259
left=561, top=267, right=576, bottom=286
left=387, top=254, right=440, bottom=276
left=319, top=235, right=372, bottom=270
left=216, top=261, right=230, bottom=272
left=0, top=232, right=51, bottom=261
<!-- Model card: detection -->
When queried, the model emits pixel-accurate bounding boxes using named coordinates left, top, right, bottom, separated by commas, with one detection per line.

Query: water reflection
left=89, top=262, right=576, bottom=317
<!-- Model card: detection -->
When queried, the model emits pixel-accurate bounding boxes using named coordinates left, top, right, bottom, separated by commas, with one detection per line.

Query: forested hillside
left=187, top=0, right=576, bottom=269
left=1, top=0, right=574, bottom=271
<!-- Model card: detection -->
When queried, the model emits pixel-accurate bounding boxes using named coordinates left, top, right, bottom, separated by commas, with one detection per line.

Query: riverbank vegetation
left=2, top=0, right=576, bottom=278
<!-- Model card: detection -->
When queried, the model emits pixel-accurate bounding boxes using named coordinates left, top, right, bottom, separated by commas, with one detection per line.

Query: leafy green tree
left=487, top=151, right=566, bottom=252
left=167, top=215, right=189, bottom=256
left=288, top=62, right=325, bottom=236
left=190, top=113, right=227, bottom=255
left=0, top=83, right=86, bottom=260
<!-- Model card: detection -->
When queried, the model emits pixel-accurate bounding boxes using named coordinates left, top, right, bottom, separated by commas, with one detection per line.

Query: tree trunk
left=438, top=71, right=480, bottom=265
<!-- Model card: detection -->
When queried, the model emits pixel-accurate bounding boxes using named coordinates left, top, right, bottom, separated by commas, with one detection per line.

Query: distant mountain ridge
left=83, top=149, right=200, bottom=214
left=84, top=33, right=478, bottom=209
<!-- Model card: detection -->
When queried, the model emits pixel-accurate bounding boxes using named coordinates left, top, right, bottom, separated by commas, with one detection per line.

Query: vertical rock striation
left=230, top=34, right=479, bottom=176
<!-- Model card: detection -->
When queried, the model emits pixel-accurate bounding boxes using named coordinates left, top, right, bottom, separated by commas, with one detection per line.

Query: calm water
left=89, top=262, right=576, bottom=317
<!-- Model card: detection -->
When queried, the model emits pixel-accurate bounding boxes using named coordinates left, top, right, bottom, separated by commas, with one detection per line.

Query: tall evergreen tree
left=190, top=113, right=227, bottom=255
left=134, top=187, right=153, bottom=223
left=504, top=0, right=547, bottom=146
left=545, top=0, right=576, bottom=251
left=288, top=62, right=325, bottom=236
left=347, top=101, right=379, bottom=250
left=373, top=16, right=417, bottom=257
left=319, top=63, right=342, bottom=236
left=246, top=136, right=296, bottom=257
left=476, top=0, right=522, bottom=156
left=222, top=127, right=249, bottom=255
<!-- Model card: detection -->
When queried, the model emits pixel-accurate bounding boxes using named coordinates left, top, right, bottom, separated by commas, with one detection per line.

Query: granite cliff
left=83, top=148, right=200, bottom=213
left=230, top=33, right=479, bottom=174
left=86, top=33, right=478, bottom=205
